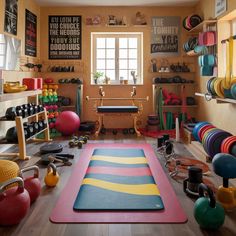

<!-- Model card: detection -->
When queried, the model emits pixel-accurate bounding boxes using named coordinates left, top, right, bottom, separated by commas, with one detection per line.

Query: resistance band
left=76, top=85, right=82, bottom=117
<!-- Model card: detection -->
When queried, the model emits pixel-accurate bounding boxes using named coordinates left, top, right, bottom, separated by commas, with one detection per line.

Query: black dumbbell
left=38, top=104, right=44, bottom=112
left=122, top=128, right=129, bottom=135
left=5, top=107, right=17, bottom=120
left=16, top=105, right=28, bottom=118
left=23, top=127, right=30, bottom=139
left=100, top=127, right=106, bottom=134
left=26, top=104, right=34, bottom=116
left=23, top=123, right=34, bottom=137
left=42, top=120, right=47, bottom=129
left=31, top=122, right=39, bottom=134
left=37, top=120, right=44, bottom=131
left=15, top=106, right=23, bottom=117
left=32, top=104, right=39, bottom=114
left=5, top=127, right=18, bottom=143
left=21, top=104, right=29, bottom=118
left=112, top=129, right=118, bottom=135
left=129, top=128, right=135, bottom=135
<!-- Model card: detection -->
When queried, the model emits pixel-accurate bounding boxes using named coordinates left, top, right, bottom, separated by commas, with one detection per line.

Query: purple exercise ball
left=55, top=111, right=80, bottom=136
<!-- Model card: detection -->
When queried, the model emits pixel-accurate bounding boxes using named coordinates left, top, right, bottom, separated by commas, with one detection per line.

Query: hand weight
left=31, top=122, right=39, bottom=134
left=5, top=107, right=17, bottom=120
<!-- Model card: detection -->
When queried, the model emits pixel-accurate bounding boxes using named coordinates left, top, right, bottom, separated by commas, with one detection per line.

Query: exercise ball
left=55, top=111, right=80, bottom=136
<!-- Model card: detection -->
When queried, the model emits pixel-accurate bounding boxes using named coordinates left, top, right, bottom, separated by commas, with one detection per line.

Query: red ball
left=55, top=111, right=80, bottom=136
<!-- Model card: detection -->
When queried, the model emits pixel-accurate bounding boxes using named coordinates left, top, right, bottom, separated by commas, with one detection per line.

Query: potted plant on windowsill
left=93, top=71, right=104, bottom=84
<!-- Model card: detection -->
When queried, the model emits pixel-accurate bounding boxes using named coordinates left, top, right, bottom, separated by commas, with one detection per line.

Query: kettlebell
left=19, top=165, right=41, bottom=204
left=44, top=163, right=59, bottom=187
left=0, top=177, right=30, bottom=226
left=194, top=183, right=225, bottom=230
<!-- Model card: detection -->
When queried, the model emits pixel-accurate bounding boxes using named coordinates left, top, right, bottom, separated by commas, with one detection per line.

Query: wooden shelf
left=151, top=71, right=195, bottom=74
left=163, top=105, right=198, bottom=108
left=0, top=90, right=42, bottom=102
left=188, top=20, right=217, bottom=33
left=153, top=83, right=195, bottom=87
left=105, top=24, right=128, bottom=27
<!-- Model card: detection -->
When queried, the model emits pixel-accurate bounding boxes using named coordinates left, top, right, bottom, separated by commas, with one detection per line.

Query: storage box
left=23, top=78, right=38, bottom=90
left=37, top=78, right=43, bottom=89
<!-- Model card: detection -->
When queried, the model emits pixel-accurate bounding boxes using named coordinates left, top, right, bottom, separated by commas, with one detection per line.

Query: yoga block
left=23, top=78, right=38, bottom=90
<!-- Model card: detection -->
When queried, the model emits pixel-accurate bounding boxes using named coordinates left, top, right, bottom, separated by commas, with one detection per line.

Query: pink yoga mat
left=50, top=143, right=187, bottom=223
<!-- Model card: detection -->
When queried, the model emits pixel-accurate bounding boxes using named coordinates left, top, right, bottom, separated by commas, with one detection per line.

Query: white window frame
left=91, top=32, right=143, bottom=85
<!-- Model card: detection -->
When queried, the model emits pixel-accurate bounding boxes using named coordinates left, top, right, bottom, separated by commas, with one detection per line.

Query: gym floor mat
left=50, top=143, right=187, bottom=223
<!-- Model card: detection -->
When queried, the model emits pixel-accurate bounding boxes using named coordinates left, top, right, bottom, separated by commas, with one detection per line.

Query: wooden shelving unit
left=0, top=89, right=52, bottom=160
left=0, top=89, right=42, bottom=102
left=188, top=20, right=217, bottom=33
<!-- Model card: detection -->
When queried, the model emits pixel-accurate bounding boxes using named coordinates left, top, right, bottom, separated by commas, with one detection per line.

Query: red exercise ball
left=55, top=111, right=80, bottom=136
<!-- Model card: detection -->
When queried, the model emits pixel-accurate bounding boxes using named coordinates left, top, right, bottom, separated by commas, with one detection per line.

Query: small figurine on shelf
left=86, top=17, right=93, bottom=25
left=150, top=58, right=158, bottom=72
left=135, top=11, right=147, bottom=25
left=104, top=76, right=111, bottom=84
left=122, top=16, right=128, bottom=26
left=108, top=15, right=116, bottom=25
left=131, top=71, right=138, bottom=84
left=93, top=15, right=102, bottom=25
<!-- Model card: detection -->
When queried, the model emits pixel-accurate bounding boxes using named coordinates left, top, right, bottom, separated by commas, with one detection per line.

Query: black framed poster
left=4, top=0, right=18, bottom=36
left=48, top=15, right=82, bottom=59
left=25, top=9, right=37, bottom=57
left=151, top=16, right=180, bottom=56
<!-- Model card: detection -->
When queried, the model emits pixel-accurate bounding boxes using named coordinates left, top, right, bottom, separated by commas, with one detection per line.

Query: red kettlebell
left=19, top=165, right=41, bottom=204
left=0, top=177, right=30, bottom=226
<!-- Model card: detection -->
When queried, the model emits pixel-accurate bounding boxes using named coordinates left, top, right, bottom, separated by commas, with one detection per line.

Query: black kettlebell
left=183, top=166, right=203, bottom=197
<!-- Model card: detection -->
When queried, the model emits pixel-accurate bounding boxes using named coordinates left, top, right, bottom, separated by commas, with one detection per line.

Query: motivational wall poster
left=4, top=0, right=18, bottom=36
left=48, top=15, right=82, bottom=59
left=151, top=16, right=180, bottom=55
left=25, top=9, right=37, bottom=57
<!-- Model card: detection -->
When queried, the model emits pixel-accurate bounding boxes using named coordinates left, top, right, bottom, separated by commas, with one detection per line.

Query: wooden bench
left=86, top=86, right=148, bottom=137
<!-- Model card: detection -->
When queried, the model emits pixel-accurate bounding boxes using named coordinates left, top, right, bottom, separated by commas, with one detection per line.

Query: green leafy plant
left=93, top=71, right=104, bottom=84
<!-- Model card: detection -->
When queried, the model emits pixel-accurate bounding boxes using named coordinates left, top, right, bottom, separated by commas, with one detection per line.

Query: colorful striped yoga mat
left=73, top=148, right=164, bottom=210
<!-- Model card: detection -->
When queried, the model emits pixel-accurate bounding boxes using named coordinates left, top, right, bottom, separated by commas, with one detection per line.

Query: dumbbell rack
left=0, top=108, right=51, bottom=160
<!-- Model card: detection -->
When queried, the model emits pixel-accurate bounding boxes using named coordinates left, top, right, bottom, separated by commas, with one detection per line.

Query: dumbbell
left=112, top=129, right=118, bottom=135
left=5, top=107, right=17, bottom=120
left=30, top=122, right=40, bottom=134
left=23, top=123, right=34, bottom=138
left=32, top=104, right=39, bottom=114
left=129, top=128, right=135, bottom=134
left=5, top=127, right=18, bottom=143
left=26, top=104, right=34, bottom=116
left=16, top=105, right=28, bottom=118
left=122, top=129, right=129, bottom=135
left=37, top=120, right=44, bottom=131
left=37, top=104, right=44, bottom=112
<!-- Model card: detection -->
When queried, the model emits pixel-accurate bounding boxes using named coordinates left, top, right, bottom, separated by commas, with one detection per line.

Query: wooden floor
left=0, top=134, right=236, bottom=236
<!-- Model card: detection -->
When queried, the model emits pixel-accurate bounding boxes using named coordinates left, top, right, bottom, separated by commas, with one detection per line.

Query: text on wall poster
left=48, top=15, right=82, bottom=59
